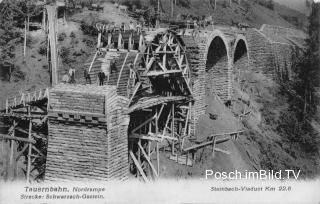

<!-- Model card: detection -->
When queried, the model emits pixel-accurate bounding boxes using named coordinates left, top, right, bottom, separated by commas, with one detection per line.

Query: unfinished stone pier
left=46, top=84, right=129, bottom=181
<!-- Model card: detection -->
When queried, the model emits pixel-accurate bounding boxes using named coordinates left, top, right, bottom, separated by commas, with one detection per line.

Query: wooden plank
left=116, top=52, right=129, bottom=87
left=214, top=147, right=230, bottom=155
left=183, top=137, right=230, bottom=152
left=146, top=70, right=182, bottom=76
left=128, top=82, right=141, bottom=105
left=209, top=130, right=246, bottom=138
left=88, top=51, right=98, bottom=73
left=129, top=151, right=148, bottom=182
left=129, top=134, right=162, bottom=142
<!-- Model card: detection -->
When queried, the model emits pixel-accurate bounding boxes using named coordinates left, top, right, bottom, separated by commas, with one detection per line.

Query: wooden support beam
left=146, top=70, right=182, bottom=77
left=88, top=51, right=98, bottom=73
left=209, top=130, right=246, bottom=138
left=9, top=120, right=16, bottom=180
left=156, top=108, right=160, bottom=175
left=138, top=142, right=158, bottom=177
left=129, top=150, right=148, bottom=182
left=117, top=52, right=129, bottom=87
left=161, top=111, right=171, bottom=142
left=16, top=144, right=28, bottom=161
left=130, top=134, right=162, bottom=142
left=128, top=82, right=141, bottom=105
left=214, top=147, right=230, bottom=155
left=171, top=103, right=175, bottom=155
left=46, top=5, right=58, bottom=86
left=138, top=139, right=141, bottom=178
left=0, top=134, right=36, bottom=144
left=183, top=137, right=230, bottom=152
left=212, top=137, right=216, bottom=158
left=132, top=114, right=156, bottom=134
left=26, top=106, right=32, bottom=183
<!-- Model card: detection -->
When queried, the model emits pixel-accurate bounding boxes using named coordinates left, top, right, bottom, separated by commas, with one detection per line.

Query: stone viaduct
left=42, top=24, right=305, bottom=181
left=181, top=24, right=305, bottom=131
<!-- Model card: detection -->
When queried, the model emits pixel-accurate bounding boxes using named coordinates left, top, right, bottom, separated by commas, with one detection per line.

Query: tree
left=14, top=0, right=41, bottom=57
left=292, top=2, right=320, bottom=120
left=278, top=2, right=320, bottom=152
left=0, top=0, right=21, bottom=81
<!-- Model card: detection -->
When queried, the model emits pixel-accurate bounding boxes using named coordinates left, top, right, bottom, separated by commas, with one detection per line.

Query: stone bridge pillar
left=45, top=84, right=130, bottom=181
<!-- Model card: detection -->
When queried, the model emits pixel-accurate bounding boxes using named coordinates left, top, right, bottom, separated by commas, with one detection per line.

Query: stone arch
left=232, top=35, right=250, bottom=88
left=205, top=30, right=232, bottom=102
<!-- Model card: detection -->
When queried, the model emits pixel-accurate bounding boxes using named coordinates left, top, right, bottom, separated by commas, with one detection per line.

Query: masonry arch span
left=205, top=31, right=232, bottom=102
left=233, top=35, right=250, bottom=87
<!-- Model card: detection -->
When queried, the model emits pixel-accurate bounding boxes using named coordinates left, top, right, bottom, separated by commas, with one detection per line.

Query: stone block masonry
left=46, top=84, right=130, bottom=181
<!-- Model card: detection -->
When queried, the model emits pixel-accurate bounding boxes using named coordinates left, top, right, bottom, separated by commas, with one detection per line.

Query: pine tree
left=292, top=2, right=320, bottom=120
left=0, top=0, right=20, bottom=81
left=278, top=2, right=320, bottom=152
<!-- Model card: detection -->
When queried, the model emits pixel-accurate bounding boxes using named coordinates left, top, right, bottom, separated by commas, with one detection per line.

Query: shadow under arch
left=205, top=31, right=232, bottom=102
left=232, top=35, right=250, bottom=88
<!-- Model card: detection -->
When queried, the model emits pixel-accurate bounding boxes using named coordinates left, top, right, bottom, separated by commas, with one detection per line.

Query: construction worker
left=129, top=21, right=135, bottom=33
left=110, top=59, right=117, bottom=74
left=120, top=22, right=126, bottom=33
left=110, top=22, right=116, bottom=33
left=68, top=67, right=76, bottom=83
left=83, top=69, right=91, bottom=84
left=62, top=72, right=69, bottom=83
left=136, top=22, right=142, bottom=34
left=98, top=70, right=105, bottom=86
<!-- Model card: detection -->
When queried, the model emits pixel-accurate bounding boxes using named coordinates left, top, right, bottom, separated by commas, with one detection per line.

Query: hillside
left=127, top=0, right=308, bottom=30
left=0, top=0, right=309, bottom=102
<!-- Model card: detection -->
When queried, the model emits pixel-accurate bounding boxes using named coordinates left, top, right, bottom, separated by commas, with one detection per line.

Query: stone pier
left=45, top=84, right=130, bottom=181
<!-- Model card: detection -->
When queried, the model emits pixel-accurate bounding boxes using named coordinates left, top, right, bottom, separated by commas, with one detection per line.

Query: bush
left=38, top=44, right=47, bottom=56
left=70, top=31, right=76, bottom=38
left=58, top=32, right=67, bottom=41
left=26, top=34, right=33, bottom=47
left=59, top=46, right=71, bottom=63
left=12, top=67, right=25, bottom=81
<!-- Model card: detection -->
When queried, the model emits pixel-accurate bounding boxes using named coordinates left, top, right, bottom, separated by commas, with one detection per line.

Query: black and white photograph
left=0, top=0, right=319, bottom=203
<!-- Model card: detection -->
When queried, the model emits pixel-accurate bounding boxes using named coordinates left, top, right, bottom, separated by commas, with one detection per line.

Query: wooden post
left=171, top=0, right=174, bottom=18
left=212, top=136, right=216, bottom=158
left=97, top=32, right=102, bottom=48
left=46, top=5, right=58, bottom=86
left=26, top=106, right=32, bottom=183
left=171, top=104, right=175, bottom=155
left=42, top=8, right=46, bottom=31
left=137, top=139, right=141, bottom=178
left=8, top=120, right=16, bottom=180
left=156, top=107, right=160, bottom=175
left=118, top=32, right=122, bottom=49
left=128, top=33, right=133, bottom=50
left=148, top=140, right=151, bottom=177
left=23, top=17, right=27, bottom=57
left=107, top=33, right=112, bottom=47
